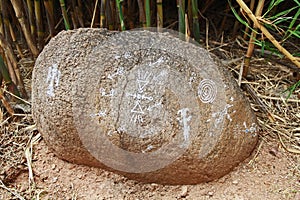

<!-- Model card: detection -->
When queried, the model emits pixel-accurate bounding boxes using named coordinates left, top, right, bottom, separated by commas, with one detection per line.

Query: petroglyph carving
left=46, top=64, right=61, bottom=97
left=198, top=79, right=217, bottom=103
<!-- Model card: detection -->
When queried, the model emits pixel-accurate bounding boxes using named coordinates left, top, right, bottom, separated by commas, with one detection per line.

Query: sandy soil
left=1, top=136, right=299, bottom=200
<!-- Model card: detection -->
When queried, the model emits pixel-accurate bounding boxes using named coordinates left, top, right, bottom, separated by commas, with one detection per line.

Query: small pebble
left=180, top=186, right=188, bottom=197
left=207, top=191, right=214, bottom=197
left=232, top=180, right=239, bottom=185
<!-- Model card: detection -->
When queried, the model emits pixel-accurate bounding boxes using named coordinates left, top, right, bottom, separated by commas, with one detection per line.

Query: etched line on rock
left=100, top=88, right=115, bottom=97
left=108, top=67, right=124, bottom=80
left=177, top=108, right=192, bottom=143
left=46, top=63, right=61, bottom=97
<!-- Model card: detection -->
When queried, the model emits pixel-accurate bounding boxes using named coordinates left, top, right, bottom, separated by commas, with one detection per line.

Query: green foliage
left=283, top=80, right=300, bottom=100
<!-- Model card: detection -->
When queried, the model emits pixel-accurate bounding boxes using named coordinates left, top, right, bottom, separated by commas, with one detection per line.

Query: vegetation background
left=0, top=0, right=299, bottom=199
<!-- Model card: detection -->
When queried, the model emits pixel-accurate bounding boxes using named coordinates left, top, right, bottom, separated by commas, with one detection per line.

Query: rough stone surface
left=32, top=28, right=258, bottom=185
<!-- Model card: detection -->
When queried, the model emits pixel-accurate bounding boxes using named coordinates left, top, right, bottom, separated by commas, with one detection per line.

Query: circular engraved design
left=198, top=79, right=217, bottom=103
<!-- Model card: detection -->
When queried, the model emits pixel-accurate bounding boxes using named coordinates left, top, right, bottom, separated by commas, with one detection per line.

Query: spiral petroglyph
left=198, top=79, right=217, bottom=103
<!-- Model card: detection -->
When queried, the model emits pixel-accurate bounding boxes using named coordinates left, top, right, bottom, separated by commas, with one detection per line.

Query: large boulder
left=32, top=28, right=258, bottom=185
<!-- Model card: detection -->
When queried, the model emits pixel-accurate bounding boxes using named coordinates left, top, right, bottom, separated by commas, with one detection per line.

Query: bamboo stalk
left=8, top=22, right=23, bottom=58
left=34, top=0, right=44, bottom=49
left=0, top=33, right=17, bottom=84
left=116, top=0, right=125, bottom=30
left=0, top=2, right=4, bottom=35
left=59, top=0, right=71, bottom=30
left=26, top=0, right=36, bottom=40
left=10, top=0, right=39, bottom=57
left=137, top=0, right=146, bottom=27
left=191, top=0, right=200, bottom=42
left=44, top=0, right=55, bottom=37
left=185, top=13, right=191, bottom=42
left=243, top=0, right=256, bottom=39
left=243, top=0, right=265, bottom=77
left=177, top=0, right=185, bottom=38
left=100, top=0, right=106, bottom=28
left=0, top=55, right=20, bottom=97
left=1, top=0, right=12, bottom=43
left=145, top=0, right=150, bottom=27
left=70, top=1, right=78, bottom=29
left=75, top=0, right=84, bottom=27
left=0, top=33, right=27, bottom=99
left=106, top=0, right=114, bottom=30
left=236, top=0, right=300, bottom=68
left=157, top=0, right=163, bottom=31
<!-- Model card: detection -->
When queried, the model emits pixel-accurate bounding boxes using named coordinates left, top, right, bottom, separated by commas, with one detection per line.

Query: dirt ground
left=0, top=135, right=299, bottom=200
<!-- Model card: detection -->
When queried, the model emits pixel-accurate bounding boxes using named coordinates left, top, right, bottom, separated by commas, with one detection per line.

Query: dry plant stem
left=244, top=83, right=275, bottom=122
left=0, top=89, right=14, bottom=116
left=4, top=88, right=31, bottom=105
left=243, top=0, right=265, bottom=78
left=91, top=0, right=99, bottom=28
left=0, top=180, right=25, bottom=200
left=1, top=1, right=13, bottom=45
left=185, top=13, right=191, bottom=42
left=0, top=34, right=28, bottom=99
left=236, top=0, right=300, bottom=69
left=8, top=22, right=23, bottom=58
left=0, top=34, right=17, bottom=84
left=10, top=0, right=39, bottom=57
left=0, top=3, right=3, bottom=35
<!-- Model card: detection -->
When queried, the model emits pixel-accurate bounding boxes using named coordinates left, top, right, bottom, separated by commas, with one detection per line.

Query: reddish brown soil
left=1, top=137, right=299, bottom=200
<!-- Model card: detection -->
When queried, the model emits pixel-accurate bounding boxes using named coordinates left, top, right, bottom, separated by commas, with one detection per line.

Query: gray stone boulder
left=32, top=28, right=258, bottom=185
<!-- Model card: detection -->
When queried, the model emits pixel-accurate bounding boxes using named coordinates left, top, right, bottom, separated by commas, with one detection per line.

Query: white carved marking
left=142, top=145, right=154, bottom=153
left=126, top=93, right=153, bottom=101
left=234, top=123, right=257, bottom=137
left=149, top=56, right=164, bottom=67
left=128, top=70, right=155, bottom=124
left=212, top=104, right=233, bottom=126
left=99, top=88, right=115, bottom=97
left=90, top=110, right=107, bottom=118
left=124, top=52, right=132, bottom=59
left=177, top=108, right=192, bottom=142
left=114, top=55, right=121, bottom=59
left=130, top=114, right=144, bottom=123
left=131, top=101, right=144, bottom=114
left=147, top=101, right=162, bottom=112
left=108, top=67, right=124, bottom=80
left=46, top=64, right=61, bottom=97
left=198, top=79, right=217, bottom=103
left=137, top=70, right=152, bottom=92
left=189, top=72, right=197, bottom=85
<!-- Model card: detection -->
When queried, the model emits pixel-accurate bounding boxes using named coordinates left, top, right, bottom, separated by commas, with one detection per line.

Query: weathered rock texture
left=32, top=28, right=258, bottom=185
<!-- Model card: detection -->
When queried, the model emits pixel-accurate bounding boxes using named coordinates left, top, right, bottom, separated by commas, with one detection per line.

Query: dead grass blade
left=0, top=180, right=25, bottom=200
